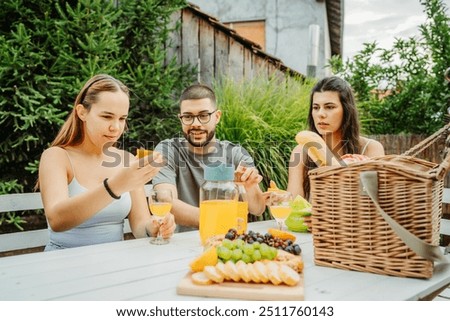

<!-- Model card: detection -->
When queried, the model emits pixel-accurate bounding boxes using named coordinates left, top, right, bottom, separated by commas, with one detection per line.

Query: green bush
left=214, top=75, right=314, bottom=196
left=0, top=0, right=196, bottom=231
left=329, top=0, right=450, bottom=135
left=0, top=0, right=195, bottom=195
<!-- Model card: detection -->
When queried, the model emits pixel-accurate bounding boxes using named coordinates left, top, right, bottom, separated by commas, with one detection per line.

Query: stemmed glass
left=148, top=189, right=173, bottom=245
left=268, top=191, right=293, bottom=231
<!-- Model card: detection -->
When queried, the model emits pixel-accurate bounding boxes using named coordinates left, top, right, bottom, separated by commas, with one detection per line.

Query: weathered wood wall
left=165, top=6, right=301, bottom=86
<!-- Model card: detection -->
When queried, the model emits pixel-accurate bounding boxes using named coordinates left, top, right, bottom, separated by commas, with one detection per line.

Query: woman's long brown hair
left=35, top=74, right=129, bottom=191
left=303, top=76, right=361, bottom=199
left=51, top=74, right=129, bottom=148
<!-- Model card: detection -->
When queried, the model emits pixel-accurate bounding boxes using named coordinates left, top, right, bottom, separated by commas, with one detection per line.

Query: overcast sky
left=343, top=0, right=450, bottom=60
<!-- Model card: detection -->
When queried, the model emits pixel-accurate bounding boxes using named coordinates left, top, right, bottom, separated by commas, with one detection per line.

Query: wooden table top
left=1, top=220, right=449, bottom=301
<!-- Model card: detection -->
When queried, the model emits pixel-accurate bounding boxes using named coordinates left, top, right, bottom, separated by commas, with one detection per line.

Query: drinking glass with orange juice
left=268, top=191, right=293, bottom=231
left=148, top=189, right=172, bottom=245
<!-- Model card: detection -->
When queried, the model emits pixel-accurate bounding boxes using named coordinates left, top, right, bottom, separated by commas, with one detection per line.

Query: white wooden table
left=1, top=220, right=449, bottom=301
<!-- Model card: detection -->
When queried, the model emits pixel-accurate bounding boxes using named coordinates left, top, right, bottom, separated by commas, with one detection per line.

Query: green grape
left=231, top=239, right=239, bottom=247
left=252, top=249, right=262, bottom=261
left=231, top=248, right=243, bottom=262
left=252, top=241, right=261, bottom=249
left=217, top=246, right=232, bottom=261
left=259, top=243, right=271, bottom=259
left=235, top=239, right=245, bottom=249
left=269, top=246, right=278, bottom=260
left=241, top=253, right=252, bottom=264
left=222, top=238, right=234, bottom=250
left=242, top=243, right=254, bottom=256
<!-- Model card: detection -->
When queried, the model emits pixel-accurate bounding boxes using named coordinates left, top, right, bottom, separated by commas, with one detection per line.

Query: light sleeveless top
left=45, top=153, right=132, bottom=251
left=361, top=139, right=373, bottom=155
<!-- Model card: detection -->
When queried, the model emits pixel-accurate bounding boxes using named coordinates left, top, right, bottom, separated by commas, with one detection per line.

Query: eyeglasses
left=178, top=110, right=217, bottom=125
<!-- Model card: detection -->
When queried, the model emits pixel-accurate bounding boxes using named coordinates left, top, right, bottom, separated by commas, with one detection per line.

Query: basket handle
left=402, top=122, right=450, bottom=157
left=430, top=150, right=450, bottom=180
left=360, top=171, right=449, bottom=264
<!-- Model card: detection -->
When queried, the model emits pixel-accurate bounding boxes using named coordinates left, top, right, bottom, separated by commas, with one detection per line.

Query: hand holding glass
left=268, top=191, right=293, bottom=231
left=148, top=189, right=173, bottom=245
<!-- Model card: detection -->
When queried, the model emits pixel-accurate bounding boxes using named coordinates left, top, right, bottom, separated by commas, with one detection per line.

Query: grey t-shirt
left=152, top=137, right=254, bottom=232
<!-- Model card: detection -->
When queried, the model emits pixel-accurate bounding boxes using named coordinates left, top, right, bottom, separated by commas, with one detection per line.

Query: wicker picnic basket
left=309, top=124, right=450, bottom=278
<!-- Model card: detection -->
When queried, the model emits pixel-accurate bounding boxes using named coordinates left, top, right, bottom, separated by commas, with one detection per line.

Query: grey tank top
left=45, top=154, right=132, bottom=251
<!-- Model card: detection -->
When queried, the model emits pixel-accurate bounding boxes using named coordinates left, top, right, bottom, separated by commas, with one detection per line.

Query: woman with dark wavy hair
left=287, top=76, right=385, bottom=199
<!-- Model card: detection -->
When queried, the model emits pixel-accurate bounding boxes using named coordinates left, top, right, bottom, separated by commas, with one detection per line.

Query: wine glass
left=148, top=189, right=173, bottom=245
left=268, top=191, right=293, bottom=231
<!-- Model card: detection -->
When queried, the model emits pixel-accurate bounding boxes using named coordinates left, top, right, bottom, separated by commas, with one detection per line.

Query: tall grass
left=214, top=75, right=314, bottom=194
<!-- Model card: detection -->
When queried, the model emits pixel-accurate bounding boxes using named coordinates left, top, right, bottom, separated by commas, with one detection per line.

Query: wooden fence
left=368, top=134, right=445, bottom=163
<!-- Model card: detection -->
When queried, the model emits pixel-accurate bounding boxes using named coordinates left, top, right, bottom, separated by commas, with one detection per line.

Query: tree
left=329, top=0, right=450, bottom=135
left=0, top=0, right=195, bottom=195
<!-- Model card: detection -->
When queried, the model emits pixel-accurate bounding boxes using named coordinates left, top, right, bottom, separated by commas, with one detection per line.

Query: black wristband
left=103, top=178, right=121, bottom=200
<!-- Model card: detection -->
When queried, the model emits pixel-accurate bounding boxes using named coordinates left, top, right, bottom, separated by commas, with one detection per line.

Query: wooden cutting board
left=176, top=271, right=304, bottom=301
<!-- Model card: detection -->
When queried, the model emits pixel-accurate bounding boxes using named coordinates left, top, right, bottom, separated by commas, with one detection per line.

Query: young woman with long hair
left=287, top=76, right=385, bottom=199
left=38, top=74, right=175, bottom=251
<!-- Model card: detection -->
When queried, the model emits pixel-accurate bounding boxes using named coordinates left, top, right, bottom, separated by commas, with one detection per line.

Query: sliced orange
left=267, top=180, right=280, bottom=192
left=267, top=180, right=289, bottom=193
left=189, top=245, right=218, bottom=272
left=268, top=228, right=296, bottom=242
left=136, top=148, right=153, bottom=159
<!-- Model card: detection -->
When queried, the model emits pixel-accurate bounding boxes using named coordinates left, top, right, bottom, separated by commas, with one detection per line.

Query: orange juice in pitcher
left=199, top=164, right=238, bottom=245
left=199, top=200, right=238, bottom=244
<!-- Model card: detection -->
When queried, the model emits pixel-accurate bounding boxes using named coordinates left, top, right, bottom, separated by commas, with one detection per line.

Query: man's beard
left=184, top=129, right=216, bottom=147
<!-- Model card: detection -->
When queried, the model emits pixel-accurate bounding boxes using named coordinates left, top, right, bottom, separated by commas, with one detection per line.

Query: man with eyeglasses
left=152, top=84, right=266, bottom=232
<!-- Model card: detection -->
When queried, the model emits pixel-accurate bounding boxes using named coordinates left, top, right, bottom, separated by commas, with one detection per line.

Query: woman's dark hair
left=307, top=76, right=360, bottom=154
left=303, top=76, right=361, bottom=199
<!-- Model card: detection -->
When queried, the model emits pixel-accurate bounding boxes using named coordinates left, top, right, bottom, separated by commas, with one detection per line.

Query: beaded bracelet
left=103, top=178, right=121, bottom=200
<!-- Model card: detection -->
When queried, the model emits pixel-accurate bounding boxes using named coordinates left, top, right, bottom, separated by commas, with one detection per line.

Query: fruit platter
left=176, top=228, right=304, bottom=300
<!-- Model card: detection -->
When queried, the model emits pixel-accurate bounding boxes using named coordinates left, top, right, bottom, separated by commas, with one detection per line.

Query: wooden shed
left=165, top=3, right=304, bottom=86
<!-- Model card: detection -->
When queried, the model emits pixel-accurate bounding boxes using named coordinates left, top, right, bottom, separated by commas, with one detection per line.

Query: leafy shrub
left=0, top=0, right=195, bottom=231
left=329, top=0, right=450, bottom=135
left=214, top=75, right=314, bottom=220
left=0, top=0, right=195, bottom=195
left=215, top=75, right=314, bottom=193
